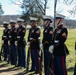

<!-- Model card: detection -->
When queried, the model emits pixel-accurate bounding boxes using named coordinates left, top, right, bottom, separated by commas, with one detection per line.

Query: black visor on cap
left=10, top=22, right=16, bottom=24
left=56, top=17, right=63, bottom=19
left=17, top=21, right=22, bottom=22
left=3, top=24, right=8, bottom=25
left=30, top=20, right=37, bottom=22
left=44, top=19, right=52, bottom=23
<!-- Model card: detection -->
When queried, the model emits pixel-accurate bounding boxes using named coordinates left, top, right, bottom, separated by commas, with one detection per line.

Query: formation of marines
left=0, top=13, right=70, bottom=75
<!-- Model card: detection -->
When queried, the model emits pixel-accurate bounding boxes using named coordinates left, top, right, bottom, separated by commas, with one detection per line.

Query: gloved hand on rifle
left=27, top=42, right=30, bottom=46
left=40, top=43, right=43, bottom=49
left=49, top=45, right=54, bottom=53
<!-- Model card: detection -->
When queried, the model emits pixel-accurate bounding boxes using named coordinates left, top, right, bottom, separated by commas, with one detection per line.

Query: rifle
left=26, top=44, right=31, bottom=71
left=45, top=0, right=57, bottom=74
left=74, top=41, right=76, bottom=75
left=7, top=41, right=11, bottom=63
left=39, top=46, right=44, bottom=75
left=46, top=52, right=54, bottom=75
left=26, top=39, right=40, bottom=72
left=26, top=38, right=37, bottom=71
left=0, top=44, right=4, bottom=61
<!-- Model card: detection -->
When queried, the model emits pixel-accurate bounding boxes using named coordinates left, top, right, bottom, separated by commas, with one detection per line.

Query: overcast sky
left=0, top=0, right=22, bottom=15
left=0, top=0, right=76, bottom=19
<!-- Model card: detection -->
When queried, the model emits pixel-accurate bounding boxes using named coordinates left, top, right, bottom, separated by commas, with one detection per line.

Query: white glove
left=49, top=45, right=54, bottom=53
left=3, top=36, right=7, bottom=38
left=9, top=36, right=12, bottom=38
left=8, top=41, right=10, bottom=45
left=40, top=43, right=43, bottom=49
left=55, top=40, right=59, bottom=43
left=27, top=42, right=30, bottom=46
left=30, top=38, right=33, bottom=40
left=15, top=41, right=17, bottom=46
left=17, top=36, right=20, bottom=39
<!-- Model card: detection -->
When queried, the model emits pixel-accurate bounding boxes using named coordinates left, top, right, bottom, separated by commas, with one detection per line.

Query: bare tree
left=0, top=3, right=4, bottom=24
left=63, top=0, right=76, bottom=16
left=0, top=3, right=4, bottom=16
left=10, top=0, right=50, bottom=25
left=10, top=0, right=49, bottom=15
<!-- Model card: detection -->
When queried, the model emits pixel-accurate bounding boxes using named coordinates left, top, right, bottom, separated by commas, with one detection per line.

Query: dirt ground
left=0, top=61, right=39, bottom=75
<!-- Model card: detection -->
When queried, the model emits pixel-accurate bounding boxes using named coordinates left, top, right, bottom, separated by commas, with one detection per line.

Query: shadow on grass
left=67, top=66, right=74, bottom=72
left=13, top=72, right=24, bottom=75
left=0, top=67, right=20, bottom=73
left=0, top=61, right=23, bottom=73
left=0, top=61, right=38, bottom=75
left=22, top=70, right=37, bottom=75
left=10, top=70, right=35, bottom=75
left=0, top=63, right=7, bottom=67
left=0, top=62, right=8, bottom=67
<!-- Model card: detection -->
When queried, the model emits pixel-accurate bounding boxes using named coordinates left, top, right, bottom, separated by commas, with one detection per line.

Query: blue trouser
left=44, top=49, right=50, bottom=75
left=10, top=45, right=17, bottom=65
left=18, top=46, right=26, bottom=68
left=53, top=56, right=67, bottom=75
left=4, top=44, right=8, bottom=61
left=31, top=49, right=40, bottom=72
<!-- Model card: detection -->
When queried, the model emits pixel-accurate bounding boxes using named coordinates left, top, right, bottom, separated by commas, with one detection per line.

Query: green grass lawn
left=66, top=29, right=76, bottom=75
left=0, top=27, right=76, bottom=75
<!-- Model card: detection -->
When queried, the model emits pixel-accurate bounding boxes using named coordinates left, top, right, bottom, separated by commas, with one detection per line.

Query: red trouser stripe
left=36, top=50, right=40, bottom=73
left=52, top=64, right=54, bottom=75
left=62, top=56, right=66, bottom=75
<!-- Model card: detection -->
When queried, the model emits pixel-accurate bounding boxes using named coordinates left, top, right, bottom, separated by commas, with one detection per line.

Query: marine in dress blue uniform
left=2, top=22, right=10, bottom=61
left=28, top=17, right=40, bottom=73
left=17, top=18, right=26, bottom=68
left=53, top=14, right=69, bottom=75
left=42, top=15, right=53, bottom=75
left=9, top=20, right=17, bottom=65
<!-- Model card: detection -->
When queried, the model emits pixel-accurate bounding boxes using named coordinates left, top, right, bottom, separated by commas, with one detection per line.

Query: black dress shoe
left=34, top=71, right=39, bottom=74
left=15, top=65, right=21, bottom=67
left=29, top=69, right=35, bottom=72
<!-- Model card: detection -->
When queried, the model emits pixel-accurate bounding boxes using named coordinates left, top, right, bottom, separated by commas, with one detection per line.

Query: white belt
left=55, top=40, right=59, bottom=43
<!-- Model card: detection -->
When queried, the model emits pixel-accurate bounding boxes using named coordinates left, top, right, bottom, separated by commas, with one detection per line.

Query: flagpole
left=54, top=0, right=57, bottom=28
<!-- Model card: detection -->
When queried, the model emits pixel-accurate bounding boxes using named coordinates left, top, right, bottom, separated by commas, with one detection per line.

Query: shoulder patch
left=36, top=29, right=40, bottom=34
